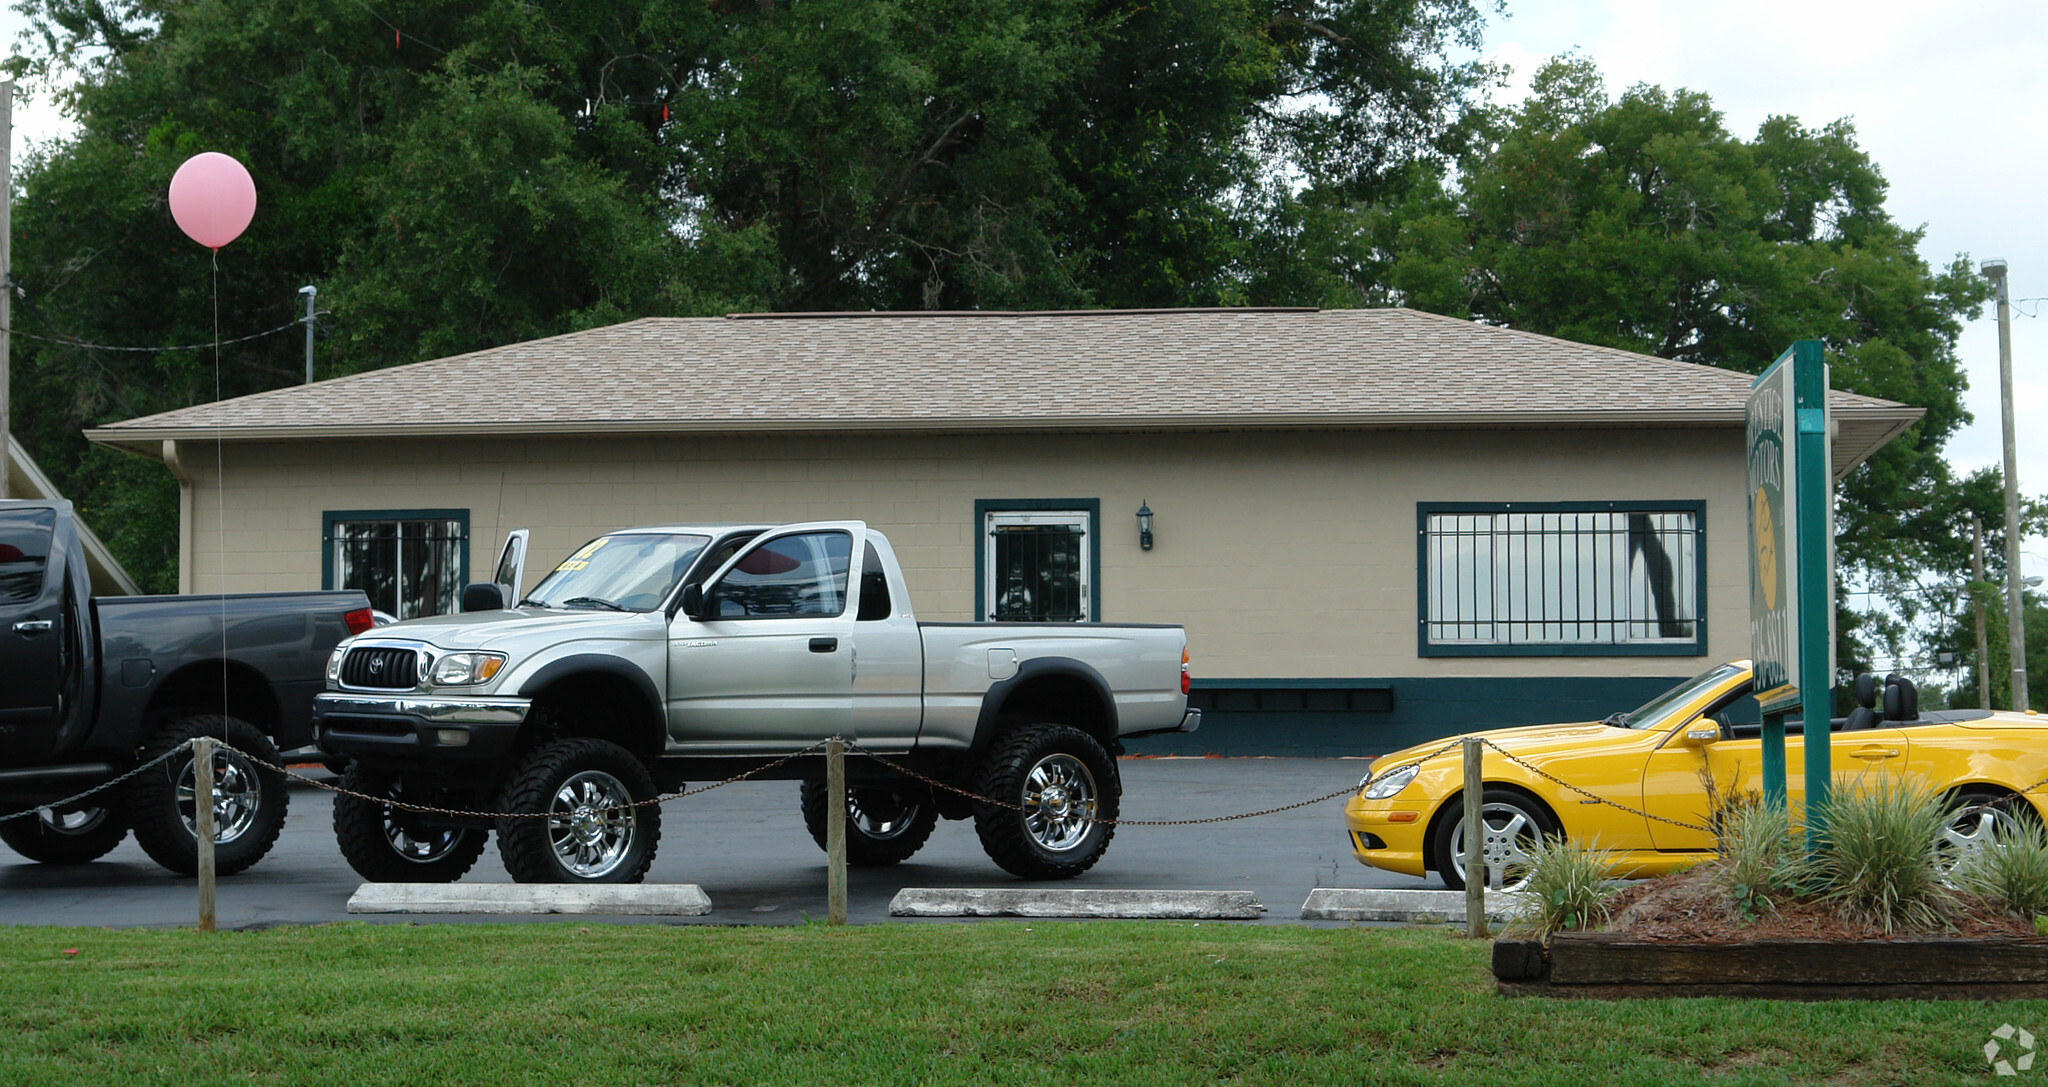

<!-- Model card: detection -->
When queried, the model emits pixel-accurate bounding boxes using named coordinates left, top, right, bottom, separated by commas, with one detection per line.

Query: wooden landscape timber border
left=1494, top=933, right=2048, bottom=1000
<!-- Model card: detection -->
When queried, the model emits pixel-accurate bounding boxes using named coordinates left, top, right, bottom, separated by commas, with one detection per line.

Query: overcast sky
left=3, top=1, right=2042, bottom=573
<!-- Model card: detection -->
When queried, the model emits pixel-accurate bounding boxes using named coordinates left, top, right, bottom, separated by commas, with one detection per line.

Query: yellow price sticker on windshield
left=569, top=538, right=609, bottom=561
left=557, top=560, right=589, bottom=572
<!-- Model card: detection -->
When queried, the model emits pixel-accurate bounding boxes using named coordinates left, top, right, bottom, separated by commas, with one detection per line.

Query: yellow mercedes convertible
left=1344, top=660, right=2048, bottom=889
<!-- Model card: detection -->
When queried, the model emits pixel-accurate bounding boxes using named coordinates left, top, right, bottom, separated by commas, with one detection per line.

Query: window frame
left=321, top=508, right=471, bottom=621
left=974, top=498, right=1100, bottom=623
left=1415, top=500, right=1707, bottom=658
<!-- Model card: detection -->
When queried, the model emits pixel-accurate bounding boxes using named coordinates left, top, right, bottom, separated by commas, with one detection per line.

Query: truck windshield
left=523, top=533, right=711, bottom=612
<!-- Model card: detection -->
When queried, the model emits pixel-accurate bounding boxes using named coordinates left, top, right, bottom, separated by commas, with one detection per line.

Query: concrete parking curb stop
left=1300, top=887, right=1528, bottom=924
left=889, top=888, right=1266, bottom=919
left=346, top=883, right=713, bottom=916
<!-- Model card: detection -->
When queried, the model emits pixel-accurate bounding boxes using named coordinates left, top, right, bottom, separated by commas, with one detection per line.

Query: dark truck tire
left=972, top=723, right=1119, bottom=880
left=125, top=715, right=289, bottom=877
left=0, top=806, right=127, bottom=864
left=496, top=738, right=662, bottom=884
left=334, top=763, right=489, bottom=883
left=800, top=781, right=938, bottom=866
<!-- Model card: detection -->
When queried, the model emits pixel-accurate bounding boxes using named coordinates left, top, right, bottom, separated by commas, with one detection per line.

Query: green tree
left=6, top=0, right=1491, bottom=588
left=1291, top=55, right=2007, bottom=667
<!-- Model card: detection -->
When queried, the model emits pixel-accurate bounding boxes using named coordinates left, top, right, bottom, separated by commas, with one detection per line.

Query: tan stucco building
left=86, top=308, right=1918, bottom=754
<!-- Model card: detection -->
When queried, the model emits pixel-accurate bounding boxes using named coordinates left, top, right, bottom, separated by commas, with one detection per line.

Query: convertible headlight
left=325, top=645, right=347, bottom=688
left=1362, top=764, right=1418, bottom=800
left=429, top=651, right=508, bottom=687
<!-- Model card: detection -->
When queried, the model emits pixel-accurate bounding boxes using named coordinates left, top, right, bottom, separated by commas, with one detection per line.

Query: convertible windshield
left=1612, top=661, right=1751, bottom=730
left=523, top=533, right=711, bottom=612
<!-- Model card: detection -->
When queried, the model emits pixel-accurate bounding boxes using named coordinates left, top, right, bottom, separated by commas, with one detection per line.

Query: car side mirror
left=460, top=582, right=505, bottom=612
left=1682, top=725, right=1720, bottom=746
left=678, top=582, right=704, bottom=620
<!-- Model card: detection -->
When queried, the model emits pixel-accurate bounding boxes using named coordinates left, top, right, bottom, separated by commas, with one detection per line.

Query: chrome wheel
left=385, top=821, right=471, bottom=864
left=1447, top=800, right=1545, bottom=891
left=848, top=790, right=923, bottom=841
left=174, top=747, right=263, bottom=845
left=544, top=770, right=638, bottom=879
left=1938, top=793, right=2029, bottom=874
left=1022, top=753, right=1098, bottom=853
left=42, top=807, right=114, bottom=836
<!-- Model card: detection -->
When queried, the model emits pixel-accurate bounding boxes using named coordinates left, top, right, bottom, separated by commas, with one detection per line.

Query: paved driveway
left=0, top=758, right=1433, bottom=928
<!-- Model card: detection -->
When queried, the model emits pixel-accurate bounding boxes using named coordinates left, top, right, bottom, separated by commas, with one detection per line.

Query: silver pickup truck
left=313, top=520, right=1198, bottom=884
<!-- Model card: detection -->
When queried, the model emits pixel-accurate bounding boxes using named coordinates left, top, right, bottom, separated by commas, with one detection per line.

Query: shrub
left=1714, top=799, right=1806, bottom=921
left=1510, top=835, right=1617, bottom=941
left=1949, top=818, right=2048, bottom=919
left=1810, top=777, right=1957, bottom=935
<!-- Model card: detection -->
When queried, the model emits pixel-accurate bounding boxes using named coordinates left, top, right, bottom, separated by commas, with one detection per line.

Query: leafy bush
left=1949, top=817, right=2048, bottom=919
left=1810, top=777, right=1957, bottom=935
left=1510, top=836, right=1618, bottom=941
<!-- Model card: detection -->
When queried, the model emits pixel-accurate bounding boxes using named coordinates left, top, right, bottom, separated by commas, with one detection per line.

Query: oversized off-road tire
left=334, top=763, right=489, bottom=883
left=125, top=715, right=289, bottom=877
left=495, top=738, right=662, bottom=884
left=1430, top=788, right=1559, bottom=892
left=972, top=724, right=1119, bottom=880
left=800, top=781, right=938, bottom=866
left=0, top=806, right=127, bottom=864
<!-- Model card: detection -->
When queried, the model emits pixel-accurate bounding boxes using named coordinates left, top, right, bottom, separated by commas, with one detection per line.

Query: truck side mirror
left=678, top=582, right=704, bottom=619
left=460, top=582, right=505, bottom=613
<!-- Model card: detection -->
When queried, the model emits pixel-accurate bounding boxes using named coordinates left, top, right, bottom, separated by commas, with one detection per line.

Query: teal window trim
left=321, top=508, right=471, bottom=618
left=1416, top=500, right=1707, bottom=658
left=973, top=498, right=1101, bottom=622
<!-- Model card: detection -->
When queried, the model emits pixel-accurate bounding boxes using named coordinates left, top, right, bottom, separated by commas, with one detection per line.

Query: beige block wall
left=171, top=426, right=1748, bottom=680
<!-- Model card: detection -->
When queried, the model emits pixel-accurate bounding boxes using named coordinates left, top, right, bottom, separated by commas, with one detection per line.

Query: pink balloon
left=168, top=152, right=257, bottom=250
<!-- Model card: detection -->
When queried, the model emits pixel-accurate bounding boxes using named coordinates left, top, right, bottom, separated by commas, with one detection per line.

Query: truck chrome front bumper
left=313, top=691, right=531, bottom=762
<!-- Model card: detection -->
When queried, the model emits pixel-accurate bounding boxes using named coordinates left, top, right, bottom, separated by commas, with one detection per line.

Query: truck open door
left=493, top=529, right=529, bottom=606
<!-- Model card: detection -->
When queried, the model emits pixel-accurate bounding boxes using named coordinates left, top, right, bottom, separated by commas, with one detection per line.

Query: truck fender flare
left=516, top=654, right=665, bottom=753
left=968, top=657, right=1120, bottom=762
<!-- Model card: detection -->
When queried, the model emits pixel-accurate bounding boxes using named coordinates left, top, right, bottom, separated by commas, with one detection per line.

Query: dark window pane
left=993, top=524, right=1084, bottom=622
left=0, top=508, right=56, bottom=605
left=331, top=515, right=467, bottom=619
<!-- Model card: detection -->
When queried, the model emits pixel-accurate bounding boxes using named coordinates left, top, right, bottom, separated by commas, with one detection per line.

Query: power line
left=3, top=314, right=326, bottom=353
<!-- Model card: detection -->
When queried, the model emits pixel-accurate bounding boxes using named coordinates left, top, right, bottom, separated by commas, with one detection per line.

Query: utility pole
left=297, top=285, right=317, bottom=383
left=1983, top=259, right=2030, bottom=710
left=1975, top=513, right=1992, bottom=708
left=1, top=81, right=13, bottom=500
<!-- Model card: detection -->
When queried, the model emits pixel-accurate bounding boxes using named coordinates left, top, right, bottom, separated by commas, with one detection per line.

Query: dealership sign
left=1747, top=352, right=1798, bottom=711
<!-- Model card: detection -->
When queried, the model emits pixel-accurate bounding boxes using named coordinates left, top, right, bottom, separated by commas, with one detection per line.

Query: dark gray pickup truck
left=0, top=499, right=372, bottom=875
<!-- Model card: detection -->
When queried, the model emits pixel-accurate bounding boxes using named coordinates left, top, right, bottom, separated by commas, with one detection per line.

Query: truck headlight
left=429, top=652, right=508, bottom=687
left=1362, top=764, right=1418, bottom=799
left=326, top=645, right=347, bottom=688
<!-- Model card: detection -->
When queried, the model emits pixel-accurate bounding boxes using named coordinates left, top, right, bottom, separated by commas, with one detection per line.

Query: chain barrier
left=10, top=734, right=2048, bottom=840
left=0, top=743, right=191, bottom=826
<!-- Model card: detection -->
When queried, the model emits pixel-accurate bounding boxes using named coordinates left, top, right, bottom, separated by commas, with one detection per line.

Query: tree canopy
left=7, top=0, right=1491, bottom=589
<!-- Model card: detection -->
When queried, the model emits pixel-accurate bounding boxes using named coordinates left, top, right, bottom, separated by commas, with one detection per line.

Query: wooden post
left=1462, top=737, right=1487, bottom=938
left=826, top=738, right=846, bottom=926
left=193, top=737, right=216, bottom=932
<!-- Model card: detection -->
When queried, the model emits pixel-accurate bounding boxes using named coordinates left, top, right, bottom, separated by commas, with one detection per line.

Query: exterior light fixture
left=1136, top=502, right=1154, bottom=551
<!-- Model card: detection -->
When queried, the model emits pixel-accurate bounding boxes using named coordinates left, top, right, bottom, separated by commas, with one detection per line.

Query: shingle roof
left=87, top=307, right=1920, bottom=477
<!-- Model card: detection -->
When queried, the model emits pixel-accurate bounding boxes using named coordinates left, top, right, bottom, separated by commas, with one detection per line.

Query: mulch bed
left=1594, top=865, right=2037, bottom=942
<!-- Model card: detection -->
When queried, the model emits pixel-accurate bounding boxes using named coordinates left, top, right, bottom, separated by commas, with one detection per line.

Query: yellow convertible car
left=1344, top=660, right=2048, bottom=889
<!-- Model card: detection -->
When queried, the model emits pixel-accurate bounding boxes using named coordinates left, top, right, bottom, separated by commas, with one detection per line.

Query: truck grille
left=341, top=646, right=419, bottom=690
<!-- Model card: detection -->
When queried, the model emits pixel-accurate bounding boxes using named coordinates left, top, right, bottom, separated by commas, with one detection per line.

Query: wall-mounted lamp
left=1136, top=502, right=1154, bottom=551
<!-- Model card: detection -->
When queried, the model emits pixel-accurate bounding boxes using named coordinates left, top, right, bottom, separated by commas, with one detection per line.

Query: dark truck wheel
left=334, top=763, right=489, bottom=883
left=496, top=738, right=662, bottom=884
left=800, top=781, right=938, bottom=866
left=125, top=715, right=289, bottom=877
left=0, top=806, right=127, bottom=864
left=973, top=724, right=1119, bottom=880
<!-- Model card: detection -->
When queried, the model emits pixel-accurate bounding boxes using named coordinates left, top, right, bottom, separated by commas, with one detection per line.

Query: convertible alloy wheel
left=1937, top=789, right=2035, bottom=875
left=1434, top=789, right=1558, bottom=892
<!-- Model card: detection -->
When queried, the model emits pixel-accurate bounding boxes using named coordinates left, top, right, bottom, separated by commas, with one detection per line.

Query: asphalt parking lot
left=0, top=758, right=1433, bottom=929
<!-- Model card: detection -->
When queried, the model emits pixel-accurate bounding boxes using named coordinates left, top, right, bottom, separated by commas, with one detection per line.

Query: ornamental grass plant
left=1948, top=817, right=2048, bottom=920
left=1712, top=797, right=1805, bottom=921
left=1808, top=776, right=1957, bottom=935
left=1510, top=834, right=1617, bottom=941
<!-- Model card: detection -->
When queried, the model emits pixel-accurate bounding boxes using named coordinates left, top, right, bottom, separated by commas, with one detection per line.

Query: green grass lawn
left=0, top=921, right=2035, bottom=1085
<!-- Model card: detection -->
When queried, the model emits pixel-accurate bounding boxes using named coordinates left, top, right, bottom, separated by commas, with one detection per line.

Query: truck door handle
left=12, top=620, right=51, bottom=636
left=809, top=637, right=838, bottom=653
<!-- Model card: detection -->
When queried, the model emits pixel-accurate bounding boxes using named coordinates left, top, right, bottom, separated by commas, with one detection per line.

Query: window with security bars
left=325, top=511, right=468, bottom=621
left=1420, top=503, right=1704, bottom=655
left=985, top=510, right=1091, bottom=622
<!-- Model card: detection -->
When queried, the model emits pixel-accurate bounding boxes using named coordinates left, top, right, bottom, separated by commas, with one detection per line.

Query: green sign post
left=1746, top=341, right=1835, bottom=841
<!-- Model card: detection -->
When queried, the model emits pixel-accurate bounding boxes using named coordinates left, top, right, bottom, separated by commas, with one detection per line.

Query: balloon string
left=214, top=247, right=227, bottom=707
